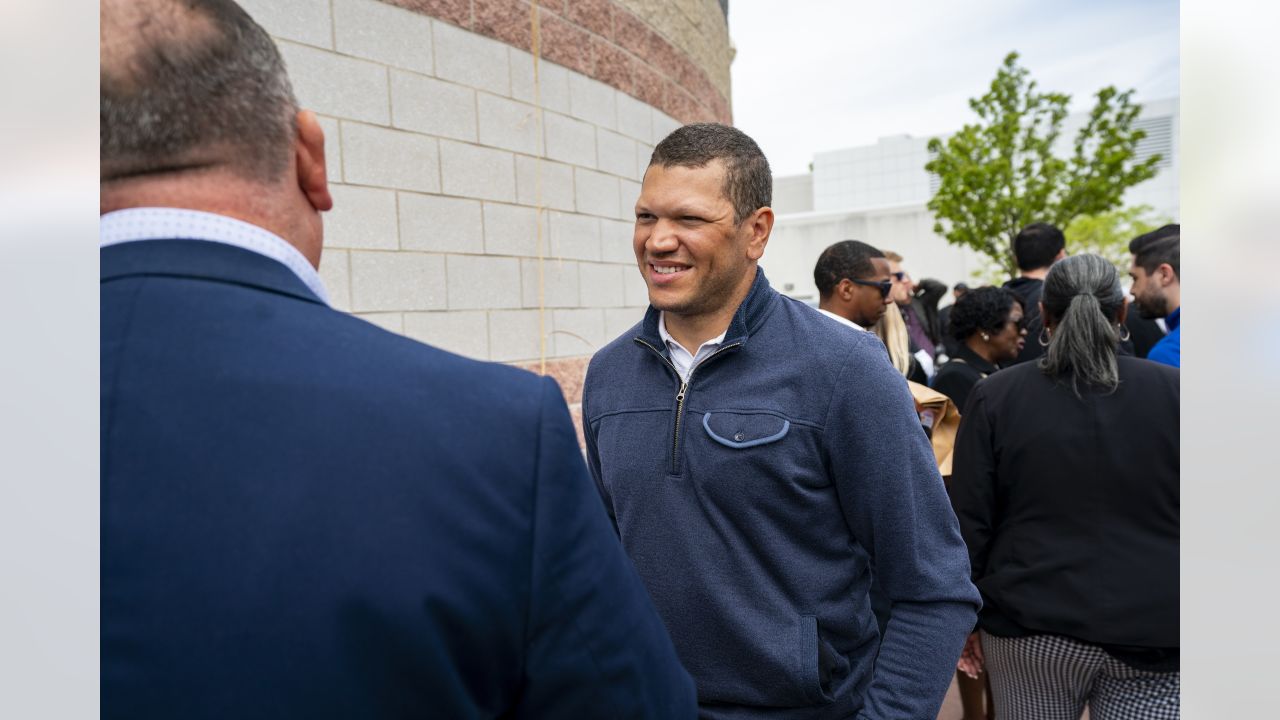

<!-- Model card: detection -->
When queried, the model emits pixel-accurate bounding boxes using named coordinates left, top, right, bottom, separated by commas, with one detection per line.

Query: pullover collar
left=635, top=267, right=779, bottom=355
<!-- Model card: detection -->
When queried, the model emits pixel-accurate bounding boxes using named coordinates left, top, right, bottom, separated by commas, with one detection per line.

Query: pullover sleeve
left=825, top=349, right=982, bottom=719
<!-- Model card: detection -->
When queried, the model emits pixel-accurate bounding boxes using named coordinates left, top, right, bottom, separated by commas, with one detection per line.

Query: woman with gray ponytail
left=950, top=254, right=1180, bottom=719
left=1038, top=254, right=1127, bottom=394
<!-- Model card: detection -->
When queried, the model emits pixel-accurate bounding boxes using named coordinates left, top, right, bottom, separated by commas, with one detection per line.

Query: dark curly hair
left=949, top=286, right=1022, bottom=342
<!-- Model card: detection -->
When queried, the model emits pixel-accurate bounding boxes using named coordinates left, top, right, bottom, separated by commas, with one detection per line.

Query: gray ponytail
left=1038, top=254, right=1126, bottom=395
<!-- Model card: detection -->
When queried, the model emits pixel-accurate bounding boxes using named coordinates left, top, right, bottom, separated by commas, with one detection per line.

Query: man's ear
left=295, top=110, right=332, bottom=212
left=838, top=278, right=854, bottom=301
left=745, top=206, right=774, bottom=261
left=1157, top=262, right=1177, bottom=287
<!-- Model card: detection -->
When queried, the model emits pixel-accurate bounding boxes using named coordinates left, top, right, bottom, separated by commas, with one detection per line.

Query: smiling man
left=582, top=123, right=980, bottom=720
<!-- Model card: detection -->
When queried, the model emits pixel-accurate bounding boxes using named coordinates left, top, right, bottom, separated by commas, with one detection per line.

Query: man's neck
left=101, top=173, right=319, bottom=268
left=662, top=268, right=756, bottom=350
left=1020, top=267, right=1050, bottom=281
left=1164, top=287, right=1180, bottom=317
left=816, top=298, right=848, bottom=322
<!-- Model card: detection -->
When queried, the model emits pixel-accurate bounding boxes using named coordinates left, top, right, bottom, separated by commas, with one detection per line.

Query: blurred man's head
left=634, top=123, right=774, bottom=343
left=100, top=0, right=332, bottom=265
left=1128, top=224, right=1180, bottom=319
left=1012, top=222, right=1066, bottom=274
left=814, top=240, right=893, bottom=328
left=881, top=250, right=914, bottom=307
left=952, top=282, right=969, bottom=301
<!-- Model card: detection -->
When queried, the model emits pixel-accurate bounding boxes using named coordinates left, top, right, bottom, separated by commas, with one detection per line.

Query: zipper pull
left=676, top=380, right=688, bottom=403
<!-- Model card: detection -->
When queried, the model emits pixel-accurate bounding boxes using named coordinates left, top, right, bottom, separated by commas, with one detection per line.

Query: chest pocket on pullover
left=702, top=411, right=791, bottom=449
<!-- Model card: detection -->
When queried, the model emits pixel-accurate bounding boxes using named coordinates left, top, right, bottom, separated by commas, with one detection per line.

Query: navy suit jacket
left=101, top=239, right=695, bottom=719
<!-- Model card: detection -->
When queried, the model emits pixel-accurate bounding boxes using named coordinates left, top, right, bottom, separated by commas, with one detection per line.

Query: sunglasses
left=891, top=271, right=906, bottom=281
left=850, top=278, right=893, bottom=298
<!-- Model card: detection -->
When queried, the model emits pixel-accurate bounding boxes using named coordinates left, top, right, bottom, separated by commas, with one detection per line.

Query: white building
left=762, top=97, right=1179, bottom=303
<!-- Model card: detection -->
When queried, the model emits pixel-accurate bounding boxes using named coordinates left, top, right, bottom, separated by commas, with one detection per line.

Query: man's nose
left=646, top=220, right=679, bottom=253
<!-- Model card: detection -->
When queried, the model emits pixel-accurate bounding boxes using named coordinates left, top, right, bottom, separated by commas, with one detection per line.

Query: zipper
left=635, top=338, right=743, bottom=474
left=672, top=378, right=689, bottom=470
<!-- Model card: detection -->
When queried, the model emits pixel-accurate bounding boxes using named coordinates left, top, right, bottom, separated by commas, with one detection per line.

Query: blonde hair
left=873, top=307, right=912, bottom=377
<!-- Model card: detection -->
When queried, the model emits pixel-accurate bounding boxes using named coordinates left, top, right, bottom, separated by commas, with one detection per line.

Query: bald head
left=100, top=0, right=297, bottom=184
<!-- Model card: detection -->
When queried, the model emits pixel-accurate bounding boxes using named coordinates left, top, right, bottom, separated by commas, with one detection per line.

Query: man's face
left=1128, top=258, right=1171, bottom=319
left=887, top=259, right=913, bottom=306
left=848, top=257, right=894, bottom=328
left=633, top=162, right=765, bottom=322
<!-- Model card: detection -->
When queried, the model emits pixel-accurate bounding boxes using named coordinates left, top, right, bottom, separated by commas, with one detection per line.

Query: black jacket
left=938, top=305, right=962, bottom=360
left=1002, top=276, right=1044, bottom=365
left=1123, top=313, right=1168, bottom=359
left=930, top=344, right=999, bottom=414
left=950, top=357, right=1179, bottom=667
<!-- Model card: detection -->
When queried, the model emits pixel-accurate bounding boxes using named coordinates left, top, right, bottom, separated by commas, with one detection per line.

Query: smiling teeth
left=654, top=266, right=682, bottom=275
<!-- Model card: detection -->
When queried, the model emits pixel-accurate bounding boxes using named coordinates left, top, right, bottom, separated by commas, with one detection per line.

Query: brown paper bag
left=907, top=381, right=961, bottom=480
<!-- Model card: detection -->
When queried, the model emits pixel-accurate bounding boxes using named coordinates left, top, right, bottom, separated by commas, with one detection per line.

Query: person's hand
left=956, top=632, right=985, bottom=678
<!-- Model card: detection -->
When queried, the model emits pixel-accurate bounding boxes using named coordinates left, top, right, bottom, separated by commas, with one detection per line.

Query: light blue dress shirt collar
left=100, top=207, right=330, bottom=305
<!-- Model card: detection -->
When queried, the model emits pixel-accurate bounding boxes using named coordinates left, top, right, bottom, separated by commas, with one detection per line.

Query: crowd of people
left=812, top=225, right=1181, bottom=719
left=100, top=2, right=1179, bottom=719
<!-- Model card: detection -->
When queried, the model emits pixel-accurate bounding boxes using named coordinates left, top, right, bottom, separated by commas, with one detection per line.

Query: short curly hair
left=949, top=286, right=1022, bottom=342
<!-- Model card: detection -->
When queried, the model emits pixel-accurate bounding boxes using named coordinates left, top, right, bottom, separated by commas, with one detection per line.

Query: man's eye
left=636, top=213, right=655, bottom=221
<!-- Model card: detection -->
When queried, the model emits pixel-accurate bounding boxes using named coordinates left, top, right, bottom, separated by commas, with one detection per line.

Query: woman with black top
left=931, top=287, right=1026, bottom=413
left=950, top=254, right=1179, bottom=719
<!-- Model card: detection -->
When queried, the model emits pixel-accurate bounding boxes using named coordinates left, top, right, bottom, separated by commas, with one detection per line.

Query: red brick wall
left=381, top=0, right=732, bottom=125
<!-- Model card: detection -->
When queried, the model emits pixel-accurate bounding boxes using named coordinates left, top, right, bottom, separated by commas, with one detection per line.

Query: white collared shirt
left=100, top=207, right=330, bottom=305
left=658, top=312, right=727, bottom=383
left=817, top=308, right=866, bottom=333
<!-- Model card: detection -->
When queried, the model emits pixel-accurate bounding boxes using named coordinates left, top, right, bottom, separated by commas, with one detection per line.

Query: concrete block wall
left=243, top=0, right=682, bottom=355
left=238, top=0, right=731, bottom=436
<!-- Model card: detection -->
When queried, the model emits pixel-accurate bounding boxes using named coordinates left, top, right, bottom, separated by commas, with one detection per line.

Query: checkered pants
left=981, top=632, right=1180, bottom=720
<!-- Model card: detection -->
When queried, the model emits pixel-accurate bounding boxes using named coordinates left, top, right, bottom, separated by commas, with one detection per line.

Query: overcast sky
left=727, top=0, right=1179, bottom=176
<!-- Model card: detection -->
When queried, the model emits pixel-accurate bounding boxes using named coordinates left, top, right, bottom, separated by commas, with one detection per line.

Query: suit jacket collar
left=100, top=239, right=327, bottom=307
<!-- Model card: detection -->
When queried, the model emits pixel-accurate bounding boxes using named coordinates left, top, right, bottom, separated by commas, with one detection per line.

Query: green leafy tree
left=925, top=52, right=1162, bottom=279
left=966, top=204, right=1170, bottom=285
left=1064, top=204, right=1170, bottom=274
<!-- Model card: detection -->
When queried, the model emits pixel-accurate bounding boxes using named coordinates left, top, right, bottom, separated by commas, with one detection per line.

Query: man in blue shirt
left=583, top=123, right=979, bottom=720
left=1128, top=225, right=1180, bottom=367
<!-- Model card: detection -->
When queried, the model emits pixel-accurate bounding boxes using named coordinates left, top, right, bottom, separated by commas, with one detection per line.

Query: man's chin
left=648, top=295, right=693, bottom=316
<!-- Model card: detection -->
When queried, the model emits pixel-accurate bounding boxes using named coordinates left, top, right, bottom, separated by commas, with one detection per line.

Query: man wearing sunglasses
left=814, top=240, right=895, bottom=331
